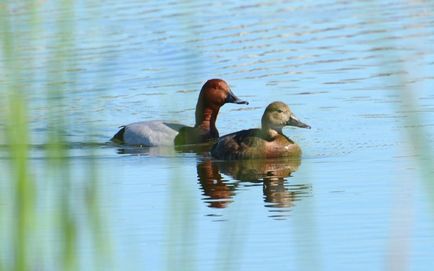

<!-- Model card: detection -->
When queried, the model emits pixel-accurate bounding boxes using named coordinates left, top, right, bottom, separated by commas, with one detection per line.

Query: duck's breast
left=123, top=120, right=184, bottom=146
left=264, top=136, right=301, bottom=158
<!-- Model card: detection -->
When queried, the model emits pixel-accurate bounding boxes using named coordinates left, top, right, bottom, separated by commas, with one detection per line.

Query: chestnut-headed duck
left=111, top=79, right=248, bottom=146
left=211, top=101, right=310, bottom=160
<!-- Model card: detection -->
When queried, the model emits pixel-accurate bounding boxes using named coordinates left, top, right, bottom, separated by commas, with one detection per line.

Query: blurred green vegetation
left=0, top=1, right=107, bottom=270
left=362, top=4, right=434, bottom=271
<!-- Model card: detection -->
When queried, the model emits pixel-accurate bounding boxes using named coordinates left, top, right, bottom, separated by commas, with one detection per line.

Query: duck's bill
left=287, top=115, right=311, bottom=129
left=226, top=89, right=249, bottom=105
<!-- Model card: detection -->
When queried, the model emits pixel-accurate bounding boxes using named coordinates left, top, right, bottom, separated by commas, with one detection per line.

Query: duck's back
left=111, top=120, right=186, bottom=146
left=211, top=129, right=263, bottom=160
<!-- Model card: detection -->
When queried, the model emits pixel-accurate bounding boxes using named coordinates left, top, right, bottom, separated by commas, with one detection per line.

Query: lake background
left=1, top=0, right=434, bottom=270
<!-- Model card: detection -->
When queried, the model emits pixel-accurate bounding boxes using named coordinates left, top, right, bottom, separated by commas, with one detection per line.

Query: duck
left=111, top=79, right=248, bottom=146
left=211, top=101, right=310, bottom=160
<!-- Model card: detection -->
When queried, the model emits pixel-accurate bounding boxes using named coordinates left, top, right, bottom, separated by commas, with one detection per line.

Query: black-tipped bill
left=226, top=89, right=249, bottom=105
left=287, top=115, right=311, bottom=129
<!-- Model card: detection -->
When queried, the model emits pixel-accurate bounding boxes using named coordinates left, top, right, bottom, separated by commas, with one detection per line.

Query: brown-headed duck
left=111, top=79, right=248, bottom=146
left=211, top=101, right=310, bottom=160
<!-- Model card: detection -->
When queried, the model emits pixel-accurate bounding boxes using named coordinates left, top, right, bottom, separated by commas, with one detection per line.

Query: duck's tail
left=111, top=126, right=126, bottom=144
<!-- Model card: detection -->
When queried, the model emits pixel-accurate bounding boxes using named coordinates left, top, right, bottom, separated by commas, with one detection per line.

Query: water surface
left=1, top=0, right=434, bottom=270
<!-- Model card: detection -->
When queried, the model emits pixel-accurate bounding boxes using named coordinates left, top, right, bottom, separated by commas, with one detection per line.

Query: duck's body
left=111, top=121, right=185, bottom=146
left=211, top=128, right=301, bottom=159
left=111, top=79, right=248, bottom=146
left=211, top=101, right=310, bottom=160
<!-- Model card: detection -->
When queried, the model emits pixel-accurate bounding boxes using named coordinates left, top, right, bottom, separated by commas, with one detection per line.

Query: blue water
left=1, top=0, right=434, bottom=270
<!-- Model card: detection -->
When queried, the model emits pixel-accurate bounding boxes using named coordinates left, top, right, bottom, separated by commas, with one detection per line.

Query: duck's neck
left=195, top=104, right=219, bottom=134
left=261, top=125, right=281, bottom=141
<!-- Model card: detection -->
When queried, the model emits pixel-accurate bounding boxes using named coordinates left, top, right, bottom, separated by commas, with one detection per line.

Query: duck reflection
left=197, top=158, right=311, bottom=213
left=217, top=157, right=300, bottom=181
left=196, top=159, right=236, bottom=208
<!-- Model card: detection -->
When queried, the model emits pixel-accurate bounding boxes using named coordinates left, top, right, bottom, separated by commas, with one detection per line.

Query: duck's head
left=261, top=101, right=311, bottom=132
left=198, top=79, right=249, bottom=108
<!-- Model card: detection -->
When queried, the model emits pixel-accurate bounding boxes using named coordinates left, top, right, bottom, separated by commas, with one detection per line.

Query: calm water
left=1, top=0, right=434, bottom=270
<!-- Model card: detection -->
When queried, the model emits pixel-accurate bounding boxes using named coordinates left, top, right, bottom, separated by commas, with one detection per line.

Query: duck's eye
left=276, top=109, right=283, bottom=113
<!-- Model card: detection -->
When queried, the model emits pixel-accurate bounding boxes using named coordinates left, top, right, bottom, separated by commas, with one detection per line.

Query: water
left=1, top=0, right=434, bottom=270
